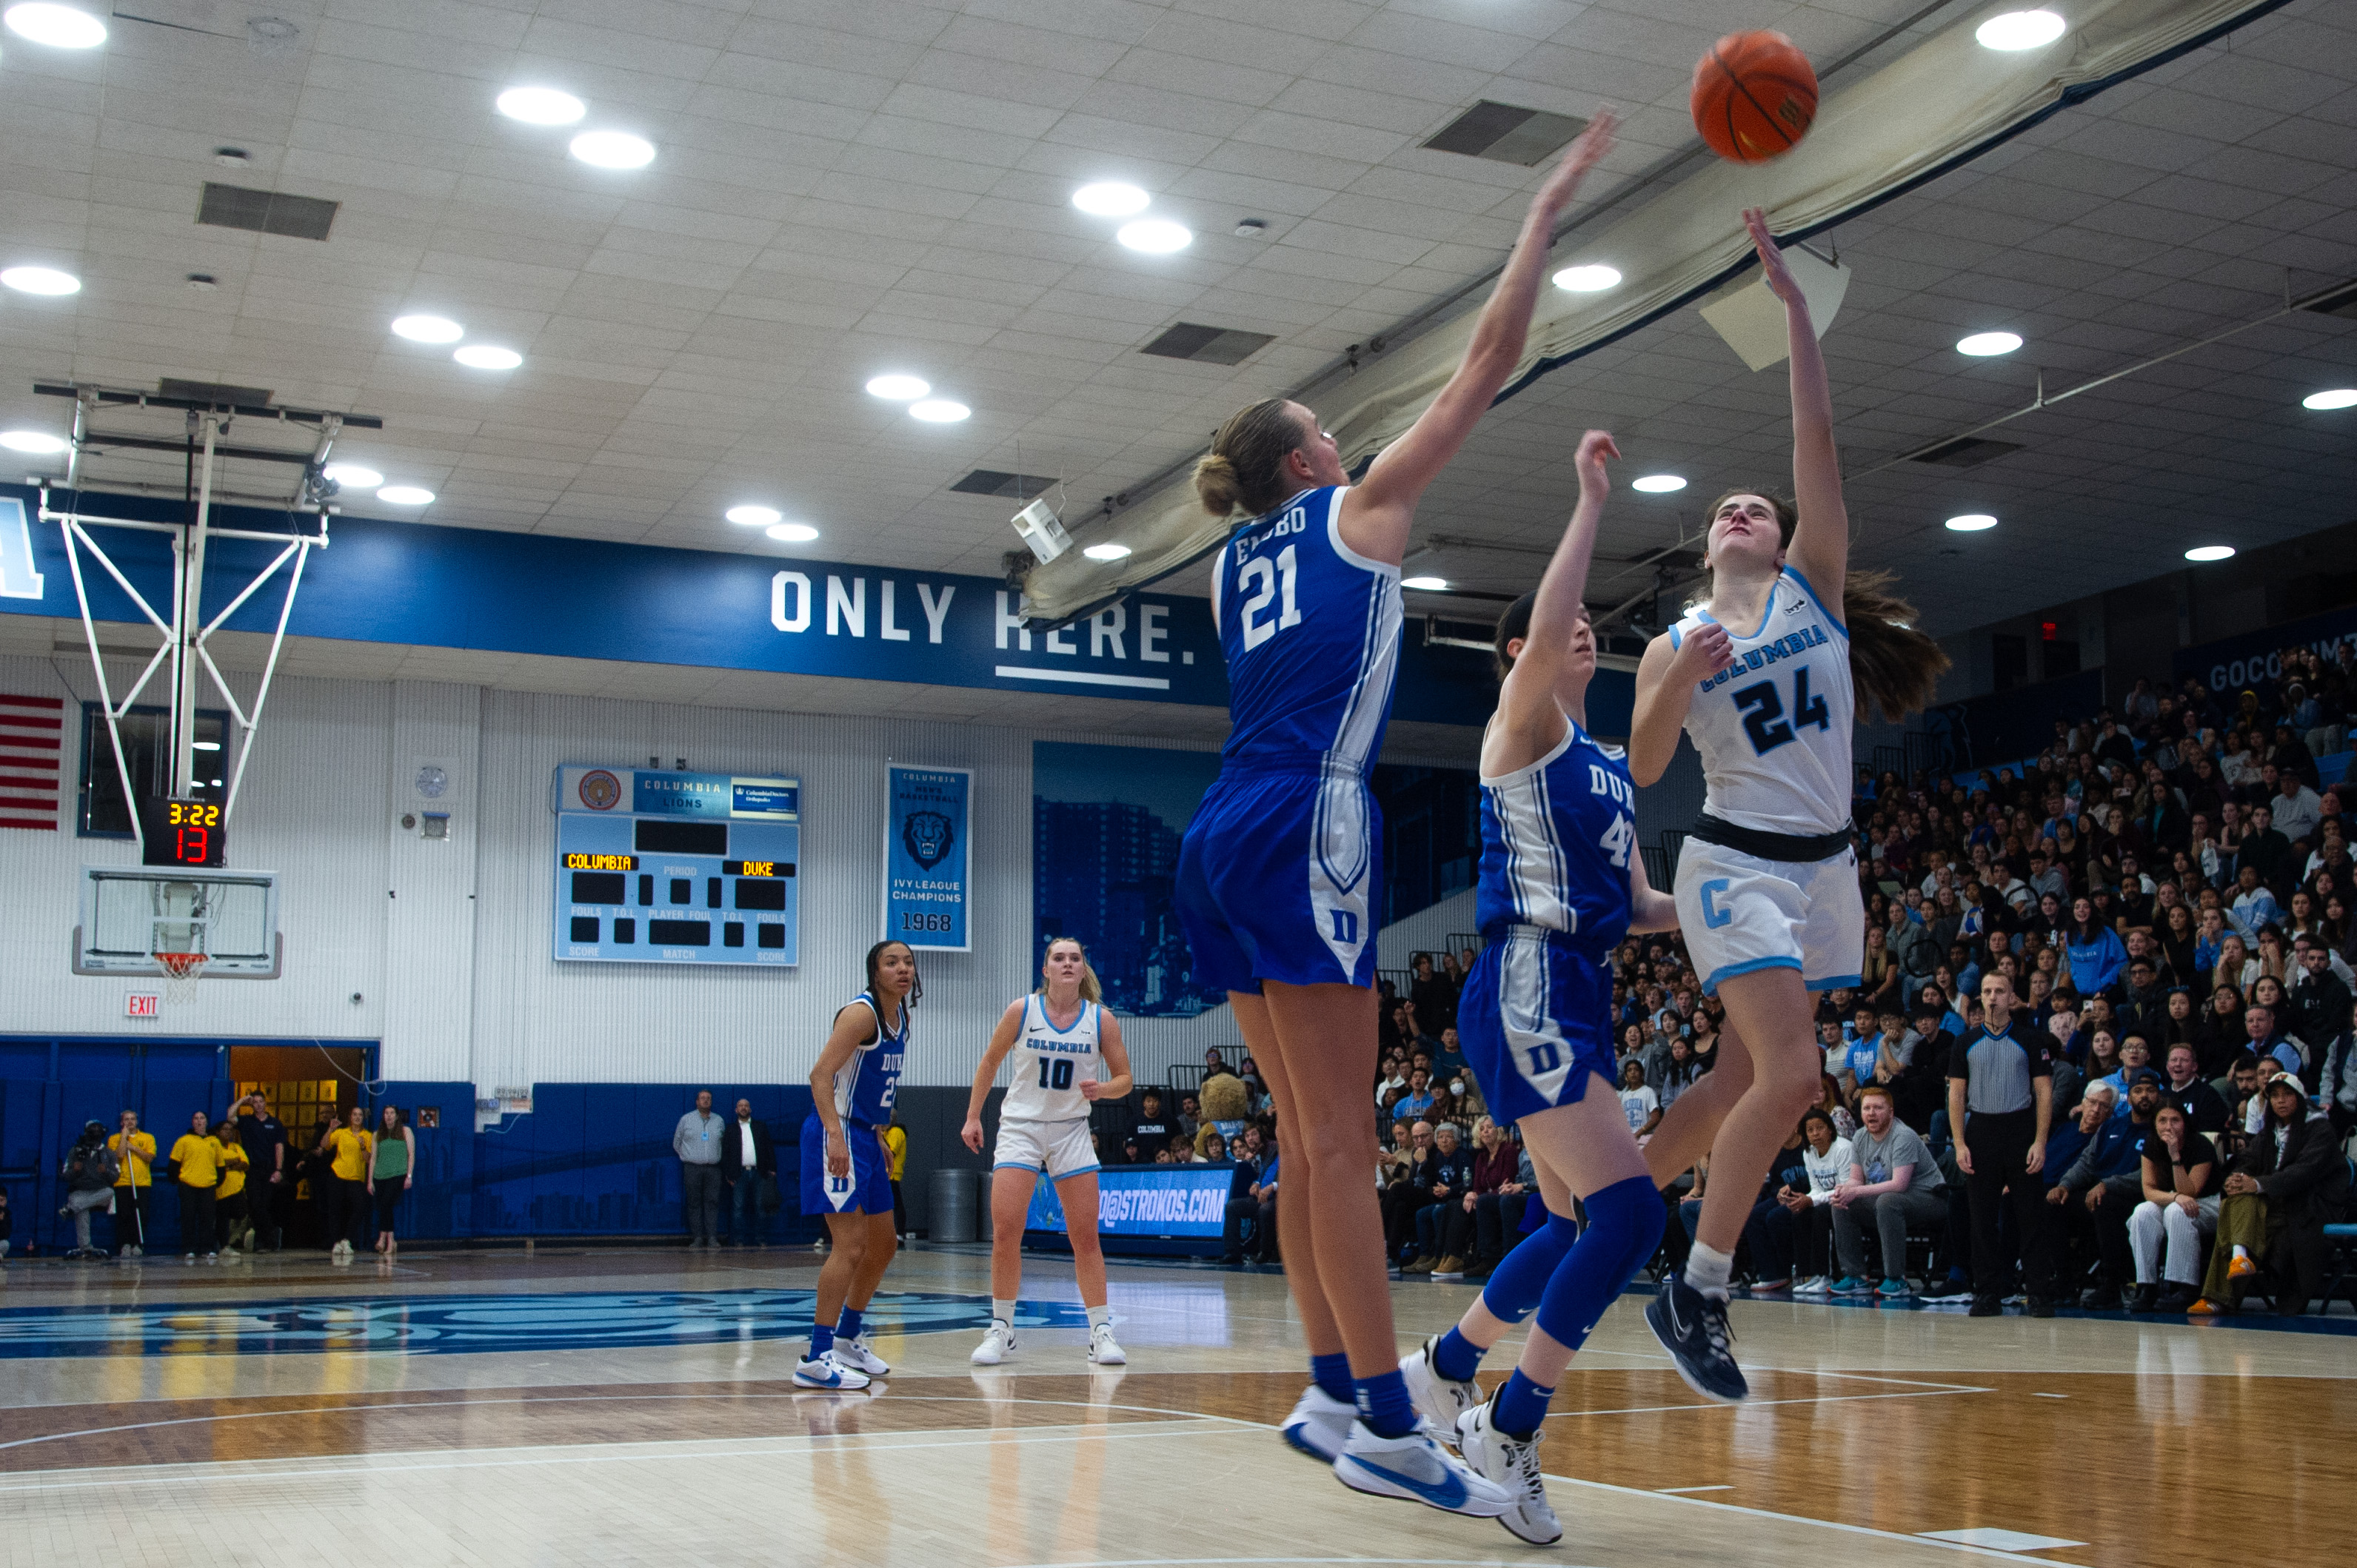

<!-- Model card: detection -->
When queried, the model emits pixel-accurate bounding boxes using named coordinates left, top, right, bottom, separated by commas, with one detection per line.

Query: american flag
left=0, top=694, right=64, bottom=830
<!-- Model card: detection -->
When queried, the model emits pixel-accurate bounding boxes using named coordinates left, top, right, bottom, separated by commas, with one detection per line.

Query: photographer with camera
left=58, top=1122, right=118, bottom=1260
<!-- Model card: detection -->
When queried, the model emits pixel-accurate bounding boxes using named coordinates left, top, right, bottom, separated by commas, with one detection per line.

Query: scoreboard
left=551, top=766, right=800, bottom=967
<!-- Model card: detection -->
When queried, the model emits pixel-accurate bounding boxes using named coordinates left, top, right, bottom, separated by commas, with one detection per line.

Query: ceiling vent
left=950, top=469, right=1057, bottom=500
left=1140, top=321, right=1276, bottom=366
left=1910, top=436, right=2024, bottom=468
left=1422, top=101, right=1588, bottom=165
left=2299, top=276, right=2357, bottom=319
left=198, top=182, right=340, bottom=241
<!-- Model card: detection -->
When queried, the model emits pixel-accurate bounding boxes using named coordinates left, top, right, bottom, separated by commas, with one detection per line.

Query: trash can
left=929, top=1167, right=978, bottom=1244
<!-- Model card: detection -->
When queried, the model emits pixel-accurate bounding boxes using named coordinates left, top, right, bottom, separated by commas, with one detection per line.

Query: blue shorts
left=800, top=1112, right=893, bottom=1216
left=1175, top=768, right=1381, bottom=994
left=1457, top=928, right=1617, bottom=1126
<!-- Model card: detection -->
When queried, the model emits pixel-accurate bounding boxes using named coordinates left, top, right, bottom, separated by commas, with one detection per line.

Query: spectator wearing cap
left=2193, top=1072, right=2353, bottom=1315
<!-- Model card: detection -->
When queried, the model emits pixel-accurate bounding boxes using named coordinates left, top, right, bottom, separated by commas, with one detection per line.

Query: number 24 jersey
left=1668, top=566, right=1853, bottom=837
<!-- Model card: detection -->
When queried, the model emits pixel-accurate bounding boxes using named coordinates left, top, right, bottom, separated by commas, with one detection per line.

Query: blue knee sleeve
left=1478, top=1212, right=1579, bottom=1324
left=1533, top=1176, right=1665, bottom=1353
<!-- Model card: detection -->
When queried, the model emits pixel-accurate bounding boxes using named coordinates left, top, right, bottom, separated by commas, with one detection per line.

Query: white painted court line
left=1919, top=1530, right=2085, bottom=1552
left=2030, top=1391, right=2068, bottom=1398
left=1655, top=1484, right=1733, bottom=1493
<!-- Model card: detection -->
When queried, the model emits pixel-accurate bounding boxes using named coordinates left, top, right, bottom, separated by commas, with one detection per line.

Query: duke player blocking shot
left=795, top=939, right=917, bottom=1391
left=1395, top=431, right=1675, bottom=1546
left=1176, top=111, right=1619, bottom=1521
left=963, top=935, right=1134, bottom=1368
left=1626, top=210, right=1948, bottom=1403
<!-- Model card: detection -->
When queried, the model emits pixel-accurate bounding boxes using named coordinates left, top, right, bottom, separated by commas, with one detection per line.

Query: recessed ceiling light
left=1976, top=10, right=2066, bottom=50
left=569, top=130, right=655, bottom=170
left=453, top=345, right=523, bottom=370
left=4, top=4, right=108, bottom=49
left=1073, top=182, right=1150, bottom=218
left=391, top=314, right=463, bottom=344
left=1554, top=264, right=1621, bottom=292
left=1631, top=474, right=1687, bottom=493
left=1083, top=543, right=1132, bottom=562
left=909, top=400, right=970, bottom=423
left=185, top=272, right=218, bottom=290
left=2302, top=388, right=2357, bottom=411
left=376, top=486, right=435, bottom=506
left=497, top=87, right=586, bottom=126
left=865, top=374, right=929, bottom=401
left=726, top=505, right=781, bottom=527
left=322, top=463, right=382, bottom=488
left=1957, top=331, right=2023, bottom=356
left=2184, top=544, right=2235, bottom=563
left=1944, top=514, right=1997, bottom=532
left=1116, top=219, right=1191, bottom=254
left=213, top=147, right=250, bottom=168
left=0, top=429, right=68, bottom=454
left=1, top=264, right=80, bottom=295
left=1402, top=575, right=1450, bottom=592
left=766, top=522, right=820, bottom=543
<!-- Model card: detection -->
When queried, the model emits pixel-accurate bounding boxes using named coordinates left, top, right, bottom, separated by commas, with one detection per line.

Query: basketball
left=1692, top=30, right=1819, bottom=163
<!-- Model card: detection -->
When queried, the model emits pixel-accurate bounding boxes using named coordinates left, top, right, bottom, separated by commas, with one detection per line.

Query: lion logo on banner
left=903, top=810, right=954, bottom=871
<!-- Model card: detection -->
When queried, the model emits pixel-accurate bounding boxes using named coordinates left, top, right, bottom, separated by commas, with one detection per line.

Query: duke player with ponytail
left=963, top=936, right=1134, bottom=1368
left=1628, top=210, right=1948, bottom=1402
left=1177, top=112, right=1619, bottom=1521
left=1394, top=429, right=1674, bottom=1545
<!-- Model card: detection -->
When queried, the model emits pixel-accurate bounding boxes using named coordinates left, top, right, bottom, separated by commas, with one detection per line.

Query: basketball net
left=156, top=951, right=208, bottom=1005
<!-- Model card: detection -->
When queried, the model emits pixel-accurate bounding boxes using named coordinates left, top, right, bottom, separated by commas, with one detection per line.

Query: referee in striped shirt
left=1948, top=971, right=2058, bottom=1317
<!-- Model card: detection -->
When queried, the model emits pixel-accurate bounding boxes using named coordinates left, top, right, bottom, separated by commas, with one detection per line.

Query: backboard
left=75, top=865, right=282, bottom=979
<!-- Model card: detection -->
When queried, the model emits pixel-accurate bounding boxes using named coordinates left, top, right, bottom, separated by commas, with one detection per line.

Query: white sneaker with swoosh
left=1333, top=1418, right=1512, bottom=1517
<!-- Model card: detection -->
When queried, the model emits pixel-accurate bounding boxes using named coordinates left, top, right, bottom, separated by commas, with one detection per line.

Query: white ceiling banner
left=1020, top=0, right=2291, bottom=624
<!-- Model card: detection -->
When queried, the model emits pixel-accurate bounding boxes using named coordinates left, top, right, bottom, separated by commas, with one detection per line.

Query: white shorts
left=992, top=1116, right=1100, bottom=1182
left=1674, top=837, right=1864, bottom=996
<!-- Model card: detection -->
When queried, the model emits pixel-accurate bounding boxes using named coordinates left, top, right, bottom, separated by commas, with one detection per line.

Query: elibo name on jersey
left=1696, top=624, right=1835, bottom=694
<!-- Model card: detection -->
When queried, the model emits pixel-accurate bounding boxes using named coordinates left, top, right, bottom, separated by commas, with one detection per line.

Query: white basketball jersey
left=1002, top=994, right=1102, bottom=1122
left=1670, top=567, right=1853, bottom=837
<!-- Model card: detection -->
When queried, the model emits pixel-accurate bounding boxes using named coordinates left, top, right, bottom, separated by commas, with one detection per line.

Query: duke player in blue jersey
left=796, top=939, right=918, bottom=1391
left=1176, top=112, right=1618, bottom=1521
left=1394, top=431, right=1675, bottom=1545
left=1626, top=212, right=1948, bottom=1403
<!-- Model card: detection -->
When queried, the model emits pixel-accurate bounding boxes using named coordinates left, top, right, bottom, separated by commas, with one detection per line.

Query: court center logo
left=0, top=1288, right=1089, bottom=1358
left=902, top=810, right=954, bottom=870
left=577, top=769, right=622, bottom=810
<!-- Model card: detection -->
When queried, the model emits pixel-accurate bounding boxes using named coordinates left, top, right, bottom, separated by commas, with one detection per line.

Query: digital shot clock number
left=138, top=797, right=227, bottom=868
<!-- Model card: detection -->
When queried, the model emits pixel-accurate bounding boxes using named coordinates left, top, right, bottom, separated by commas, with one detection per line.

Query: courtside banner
left=884, top=765, right=970, bottom=951
left=1026, top=1163, right=1232, bottom=1238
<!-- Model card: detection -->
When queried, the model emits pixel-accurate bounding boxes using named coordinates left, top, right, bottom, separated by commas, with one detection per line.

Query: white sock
left=2232, top=1244, right=2251, bottom=1262
left=1087, top=1304, right=1113, bottom=1330
left=1685, top=1242, right=1735, bottom=1300
left=992, top=1299, right=1016, bottom=1327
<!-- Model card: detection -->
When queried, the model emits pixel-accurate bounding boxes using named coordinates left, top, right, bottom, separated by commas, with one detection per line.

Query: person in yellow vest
left=213, top=1116, right=252, bottom=1257
left=321, top=1106, right=375, bottom=1261
left=110, top=1110, right=156, bottom=1259
left=883, top=1115, right=910, bottom=1240
left=168, top=1110, right=224, bottom=1262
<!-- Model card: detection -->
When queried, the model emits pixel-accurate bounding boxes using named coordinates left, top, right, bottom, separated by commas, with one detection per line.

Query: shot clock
left=138, top=797, right=227, bottom=868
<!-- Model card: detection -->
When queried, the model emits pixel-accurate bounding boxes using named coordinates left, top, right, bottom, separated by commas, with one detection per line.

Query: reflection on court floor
left=0, top=1287, right=1090, bottom=1358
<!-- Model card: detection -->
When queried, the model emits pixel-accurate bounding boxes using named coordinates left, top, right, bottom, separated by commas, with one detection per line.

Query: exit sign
left=126, top=994, right=159, bottom=1019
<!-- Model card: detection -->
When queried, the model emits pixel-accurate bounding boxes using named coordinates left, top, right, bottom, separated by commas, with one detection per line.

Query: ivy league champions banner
left=884, top=765, right=971, bottom=951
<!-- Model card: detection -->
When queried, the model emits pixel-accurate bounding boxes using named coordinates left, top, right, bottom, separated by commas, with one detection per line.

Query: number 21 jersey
left=1211, top=485, right=1401, bottom=776
left=1669, top=566, right=1853, bottom=837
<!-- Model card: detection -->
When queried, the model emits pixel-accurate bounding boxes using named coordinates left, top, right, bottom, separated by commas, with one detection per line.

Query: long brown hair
left=1195, top=399, right=1310, bottom=518
left=1705, top=487, right=1950, bottom=723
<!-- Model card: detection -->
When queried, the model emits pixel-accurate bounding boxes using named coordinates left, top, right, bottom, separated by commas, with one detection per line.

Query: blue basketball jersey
left=827, top=991, right=906, bottom=1128
left=1211, top=486, right=1401, bottom=777
left=1475, top=717, right=1636, bottom=945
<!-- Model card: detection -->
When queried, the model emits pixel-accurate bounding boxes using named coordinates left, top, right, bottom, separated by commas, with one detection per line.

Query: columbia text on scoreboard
left=550, top=766, right=800, bottom=966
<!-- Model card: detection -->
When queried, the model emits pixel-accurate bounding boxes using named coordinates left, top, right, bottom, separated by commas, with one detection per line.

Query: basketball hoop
left=156, top=951, right=208, bottom=1005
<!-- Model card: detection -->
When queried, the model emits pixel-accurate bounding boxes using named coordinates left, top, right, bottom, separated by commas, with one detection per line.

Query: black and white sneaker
left=1645, top=1274, right=1747, bottom=1404
left=1456, top=1395, right=1561, bottom=1545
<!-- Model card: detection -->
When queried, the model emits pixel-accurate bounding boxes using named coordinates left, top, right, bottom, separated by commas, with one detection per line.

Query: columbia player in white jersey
left=963, top=937, right=1134, bottom=1367
left=1627, top=211, right=1948, bottom=1405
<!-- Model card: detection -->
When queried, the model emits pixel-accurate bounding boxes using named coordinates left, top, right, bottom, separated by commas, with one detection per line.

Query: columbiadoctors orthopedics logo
left=0, top=1288, right=1088, bottom=1358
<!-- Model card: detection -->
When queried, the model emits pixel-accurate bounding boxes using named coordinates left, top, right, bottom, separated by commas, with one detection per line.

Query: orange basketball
left=1691, top=31, right=1819, bottom=164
